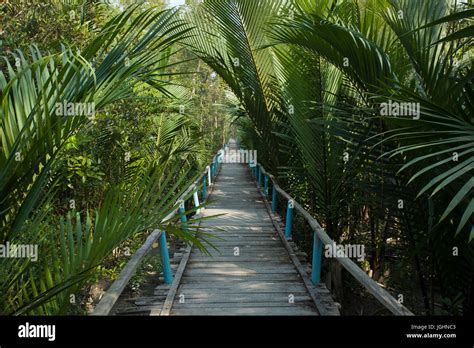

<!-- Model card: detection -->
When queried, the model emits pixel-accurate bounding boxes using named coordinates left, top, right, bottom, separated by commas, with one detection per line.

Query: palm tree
left=182, top=0, right=473, bottom=314
left=0, top=5, right=203, bottom=315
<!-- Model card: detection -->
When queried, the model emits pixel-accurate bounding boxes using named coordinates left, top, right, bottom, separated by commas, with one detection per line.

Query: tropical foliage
left=182, top=0, right=473, bottom=315
left=0, top=2, right=227, bottom=315
left=1, top=0, right=471, bottom=316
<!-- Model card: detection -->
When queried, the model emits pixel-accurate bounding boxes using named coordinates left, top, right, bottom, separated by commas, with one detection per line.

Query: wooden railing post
left=311, top=232, right=323, bottom=283
left=285, top=199, right=294, bottom=239
left=159, top=231, right=173, bottom=284
left=271, top=184, right=277, bottom=214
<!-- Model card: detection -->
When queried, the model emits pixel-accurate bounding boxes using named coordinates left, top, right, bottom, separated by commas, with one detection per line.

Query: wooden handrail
left=92, top=229, right=163, bottom=316
left=255, top=162, right=413, bottom=316
left=91, top=148, right=224, bottom=316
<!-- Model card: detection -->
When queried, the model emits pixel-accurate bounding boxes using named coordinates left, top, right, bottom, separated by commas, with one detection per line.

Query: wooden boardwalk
left=168, top=158, right=320, bottom=315
left=96, top=141, right=412, bottom=316
left=98, top=141, right=410, bottom=316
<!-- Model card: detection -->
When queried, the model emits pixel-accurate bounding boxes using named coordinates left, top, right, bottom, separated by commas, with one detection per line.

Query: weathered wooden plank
left=199, top=231, right=277, bottom=235
left=183, top=267, right=299, bottom=275
left=199, top=226, right=274, bottom=231
left=173, top=301, right=315, bottom=308
left=171, top=307, right=317, bottom=316
left=181, top=274, right=302, bottom=282
left=201, top=236, right=280, bottom=241
left=186, top=256, right=290, bottom=262
left=169, top=293, right=311, bottom=303
left=191, top=250, right=289, bottom=256
left=204, top=209, right=269, bottom=214
left=185, top=261, right=296, bottom=269
left=178, top=282, right=308, bottom=291
left=175, top=288, right=308, bottom=295
left=154, top=244, right=192, bottom=316
left=188, top=253, right=290, bottom=262
left=193, top=241, right=281, bottom=247
left=163, top=292, right=311, bottom=302
left=194, top=246, right=282, bottom=251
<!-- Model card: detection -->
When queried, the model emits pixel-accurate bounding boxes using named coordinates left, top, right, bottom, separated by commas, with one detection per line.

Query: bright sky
left=168, top=0, right=186, bottom=7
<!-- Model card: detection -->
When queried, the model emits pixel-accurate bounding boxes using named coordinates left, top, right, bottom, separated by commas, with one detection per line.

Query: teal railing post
left=159, top=231, right=173, bottom=284
left=179, top=200, right=188, bottom=231
left=257, top=166, right=262, bottom=188
left=264, top=174, right=269, bottom=197
left=271, top=184, right=277, bottom=214
left=202, top=175, right=207, bottom=200
left=311, top=232, right=323, bottom=283
left=284, top=199, right=294, bottom=239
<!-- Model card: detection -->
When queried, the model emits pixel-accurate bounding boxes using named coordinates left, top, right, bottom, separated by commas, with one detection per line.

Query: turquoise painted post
left=179, top=201, right=188, bottom=231
left=202, top=175, right=207, bottom=200
left=159, top=231, right=173, bottom=284
left=257, top=166, right=261, bottom=188
left=271, top=184, right=277, bottom=214
left=311, top=232, right=323, bottom=283
left=264, top=175, right=269, bottom=197
left=284, top=199, right=294, bottom=239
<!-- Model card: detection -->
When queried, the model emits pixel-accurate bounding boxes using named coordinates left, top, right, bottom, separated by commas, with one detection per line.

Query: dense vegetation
left=1, top=0, right=472, bottom=315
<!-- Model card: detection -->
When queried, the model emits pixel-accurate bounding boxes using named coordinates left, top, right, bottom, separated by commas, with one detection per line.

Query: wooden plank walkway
left=168, top=155, right=320, bottom=315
